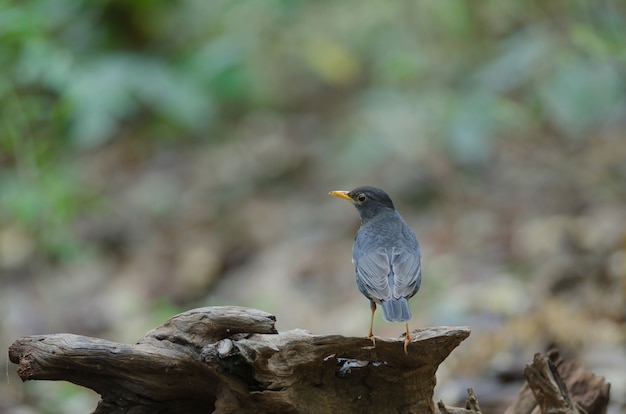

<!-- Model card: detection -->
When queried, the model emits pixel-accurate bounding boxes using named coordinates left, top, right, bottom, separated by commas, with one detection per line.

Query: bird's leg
left=368, top=302, right=376, bottom=347
left=404, top=322, right=411, bottom=354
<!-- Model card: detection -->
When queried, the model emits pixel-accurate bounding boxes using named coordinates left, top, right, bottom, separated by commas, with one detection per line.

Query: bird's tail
left=381, top=297, right=411, bottom=322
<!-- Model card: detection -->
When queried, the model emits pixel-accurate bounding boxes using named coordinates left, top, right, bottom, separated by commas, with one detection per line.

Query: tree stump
left=8, top=306, right=471, bottom=414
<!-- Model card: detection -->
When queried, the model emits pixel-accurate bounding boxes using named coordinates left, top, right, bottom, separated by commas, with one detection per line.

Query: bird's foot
left=403, top=324, right=411, bottom=354
left=367, top=334, right=376, bottom=348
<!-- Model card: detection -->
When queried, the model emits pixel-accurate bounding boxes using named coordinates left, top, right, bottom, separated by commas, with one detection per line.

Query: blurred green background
left=2, top=1, right=625, bottom=413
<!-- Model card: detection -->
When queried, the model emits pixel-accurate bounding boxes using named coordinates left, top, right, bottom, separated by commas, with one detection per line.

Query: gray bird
left=330, top=186, right=422, bottom=353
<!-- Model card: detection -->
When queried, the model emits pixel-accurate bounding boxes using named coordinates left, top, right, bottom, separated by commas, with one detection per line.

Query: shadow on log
left=9, top=306, right=470, bottom=414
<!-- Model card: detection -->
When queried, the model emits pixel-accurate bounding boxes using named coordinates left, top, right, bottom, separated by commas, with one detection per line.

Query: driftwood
left=504, top=349, right=610, bottom=414
left=9, top=306, right=471, bottom=414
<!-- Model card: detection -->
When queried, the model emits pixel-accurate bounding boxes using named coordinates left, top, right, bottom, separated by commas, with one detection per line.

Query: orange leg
left=368, top=302, right=376, bottom=347
left=404, top=323, right=411, bottom=354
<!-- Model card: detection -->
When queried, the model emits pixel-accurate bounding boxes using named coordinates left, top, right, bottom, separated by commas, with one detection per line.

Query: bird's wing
left=389, top=247, right=421, bottom=298
left=354, top=248, right=392, bottom=301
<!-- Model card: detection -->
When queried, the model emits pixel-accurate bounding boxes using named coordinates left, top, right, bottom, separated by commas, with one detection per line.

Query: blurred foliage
left=2, top=1, right=625, bottom=258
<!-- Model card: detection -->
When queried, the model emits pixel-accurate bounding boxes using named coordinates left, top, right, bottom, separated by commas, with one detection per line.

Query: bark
left=9, top=306, right=471, bottom=414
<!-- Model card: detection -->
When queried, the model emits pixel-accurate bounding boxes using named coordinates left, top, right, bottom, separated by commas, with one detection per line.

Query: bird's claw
left=368, top=334, right=376, bottom=347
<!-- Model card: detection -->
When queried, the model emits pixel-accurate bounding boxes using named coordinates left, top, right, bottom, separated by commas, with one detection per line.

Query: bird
left=329, top=186, right=422, bottom=354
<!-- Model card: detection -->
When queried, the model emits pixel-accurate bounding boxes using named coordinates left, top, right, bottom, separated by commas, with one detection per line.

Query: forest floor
left=2, top=132, right=626, bottom=413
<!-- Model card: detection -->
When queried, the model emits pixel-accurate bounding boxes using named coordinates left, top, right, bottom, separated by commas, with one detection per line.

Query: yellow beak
left=329, top=190, right=353, bottom=202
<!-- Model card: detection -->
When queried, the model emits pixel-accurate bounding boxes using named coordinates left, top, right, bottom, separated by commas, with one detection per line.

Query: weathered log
left=504, top=349, right=610, bottom=414
left=8, top=306, right=470, bottom=414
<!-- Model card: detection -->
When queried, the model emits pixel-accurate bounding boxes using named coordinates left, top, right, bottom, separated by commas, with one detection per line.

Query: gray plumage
left=347, top=186, right=422, bottom=322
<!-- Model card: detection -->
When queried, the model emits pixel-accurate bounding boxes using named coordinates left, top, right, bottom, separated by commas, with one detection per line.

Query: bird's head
left=329, top=186, right=395, bottom=221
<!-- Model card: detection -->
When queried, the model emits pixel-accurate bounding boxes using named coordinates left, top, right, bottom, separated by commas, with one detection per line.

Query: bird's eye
left=356, top=193, right=367, bottom=202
